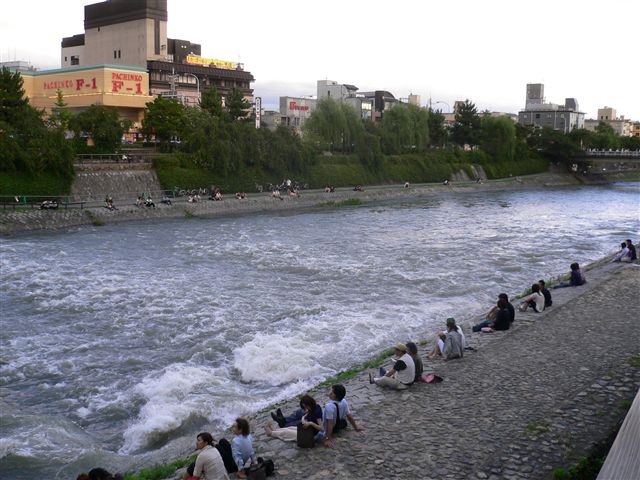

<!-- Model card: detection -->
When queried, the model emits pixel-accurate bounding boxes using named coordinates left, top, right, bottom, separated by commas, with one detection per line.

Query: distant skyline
left=2, top=0, right=638, bottom=119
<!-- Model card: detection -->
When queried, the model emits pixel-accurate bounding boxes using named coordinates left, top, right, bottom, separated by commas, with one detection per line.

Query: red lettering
left=91, top=77, right=97, bottom=89
left=76, top=79, right=85, bottom=90
left=135, top=83, right=142, bottom=94
left=112, top=80, right=124, bottom=92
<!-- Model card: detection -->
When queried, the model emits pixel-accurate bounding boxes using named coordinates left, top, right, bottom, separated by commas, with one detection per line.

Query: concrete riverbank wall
left=0, top=172, right=583, bottom=235
left=70, top=163, right=163, bottom=202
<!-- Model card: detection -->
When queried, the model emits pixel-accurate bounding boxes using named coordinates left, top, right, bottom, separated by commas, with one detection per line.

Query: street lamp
left=185, top=73, right=200, bottom=106
left=432, top=100, right=450, bottom=113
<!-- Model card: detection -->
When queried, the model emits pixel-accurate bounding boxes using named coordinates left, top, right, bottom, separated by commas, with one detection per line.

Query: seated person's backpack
left=332, top=402, right=348, bottom=432
left=215, top=438, right=238, bottom=473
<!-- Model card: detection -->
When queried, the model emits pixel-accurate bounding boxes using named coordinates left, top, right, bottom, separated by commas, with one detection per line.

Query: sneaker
left=368, top=373, right=374, bottom=384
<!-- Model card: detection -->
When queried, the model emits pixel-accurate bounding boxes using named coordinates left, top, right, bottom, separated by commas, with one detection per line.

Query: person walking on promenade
left=322, top=384, right=364, bottom=448
left=370, top=343, right=415, bottom=389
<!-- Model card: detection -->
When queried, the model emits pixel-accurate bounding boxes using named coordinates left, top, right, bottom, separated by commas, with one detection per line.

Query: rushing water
left=1, top=183, right=638, bottom=479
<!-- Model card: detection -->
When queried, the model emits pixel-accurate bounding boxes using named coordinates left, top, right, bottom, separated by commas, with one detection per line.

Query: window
left=64, top=56, right=67, bottom=62
left=535, top=113, right=540, bottom=119
left=118, top=50, right=121, bottom=59
left=71, top=55, right=79, bottom=65
left=114, top=50, right=117, bottom=59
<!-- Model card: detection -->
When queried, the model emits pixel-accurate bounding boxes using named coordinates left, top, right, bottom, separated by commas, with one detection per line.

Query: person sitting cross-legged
left=369, top=343, right=415, bottom=389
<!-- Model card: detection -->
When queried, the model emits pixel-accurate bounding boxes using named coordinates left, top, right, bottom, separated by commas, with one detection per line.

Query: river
left=1, top=183, right=638, bottom=479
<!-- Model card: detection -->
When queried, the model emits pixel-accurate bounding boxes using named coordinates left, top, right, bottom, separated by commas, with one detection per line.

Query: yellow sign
left=185, top=54, right=237, bottom=70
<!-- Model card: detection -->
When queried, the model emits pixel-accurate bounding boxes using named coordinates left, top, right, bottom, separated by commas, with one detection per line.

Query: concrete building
left=18, top=64, right=153, bottom=126
left=518, top=83, right=584, bottom=133
left=60, top=0, right=254, bottom=110
left=583, top=107, right=633, bottom=136
left=315, top=80, right=374, bottom=121
left=358, top=90, right=398, bottom=122
left=278, top=96, right=317, bottom=134
left=408, top=94, right=421, bottom=106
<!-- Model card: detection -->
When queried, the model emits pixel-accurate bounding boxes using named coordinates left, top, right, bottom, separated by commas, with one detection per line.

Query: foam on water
left=233, top=333, right=329, bottom=385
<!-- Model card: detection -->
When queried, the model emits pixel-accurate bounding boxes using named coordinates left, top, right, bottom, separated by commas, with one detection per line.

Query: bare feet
left=264, top=421, right=273, bottom=437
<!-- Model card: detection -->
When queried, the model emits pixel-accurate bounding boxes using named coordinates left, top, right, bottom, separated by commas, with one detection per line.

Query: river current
left=1, top=183, right=638, bottom=479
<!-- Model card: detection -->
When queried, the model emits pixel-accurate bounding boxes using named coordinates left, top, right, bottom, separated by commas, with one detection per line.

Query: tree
left=70, top=105, right=130, bottom=152
left=452, top=99, right=481, bottom=147
left=480, top=116, right=516, bottom=161
left=304, top=98, right=363, bottom=152
left=199, top=86, right=225, bottom=118
left=427, top=108, right=447, bottom=147
left=226, top=88, right=250, bottom=121
left=49, top=89, right=73, bottom=130
left=0, top=67, right=74, bottom=178
left=592, top=122, right=620, bottom=150
left=142, top=96, right=186, bottom=148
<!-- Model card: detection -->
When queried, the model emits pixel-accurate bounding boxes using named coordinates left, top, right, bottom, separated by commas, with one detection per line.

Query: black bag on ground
left=256, top=457, right=275, bottom=477
left=296, top=423, right=316, bottom=448
left=215, top=438, right=238, bottom=473
left=246, top=462, right=266, bottom=480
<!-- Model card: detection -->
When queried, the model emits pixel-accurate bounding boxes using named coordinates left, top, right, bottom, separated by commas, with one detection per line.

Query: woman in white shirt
left=518, top=283, right=545, bottom=313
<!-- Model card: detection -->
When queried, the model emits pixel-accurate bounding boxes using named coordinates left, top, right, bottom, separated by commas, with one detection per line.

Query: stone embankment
left=0, top=172, right=581, bottom=235
left=173, top=260, right=639, bottom=480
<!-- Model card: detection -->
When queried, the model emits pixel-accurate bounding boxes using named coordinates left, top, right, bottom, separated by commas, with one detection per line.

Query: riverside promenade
left=232, top=262, right=639, bottom=480
left=0, top=172, right=582, bottom=235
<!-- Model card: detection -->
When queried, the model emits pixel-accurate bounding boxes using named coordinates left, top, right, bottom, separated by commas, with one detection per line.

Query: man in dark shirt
left=538, top=280, right=552, bottom=308
left=625, top=239, right=637, bottom=261
left=472, top=293, right=515, bottom=332
left=491, top=298, right=511, bottom=331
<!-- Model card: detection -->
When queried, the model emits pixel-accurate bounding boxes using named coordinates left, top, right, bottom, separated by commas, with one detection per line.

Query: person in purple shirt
left=553, top=262, right=586, bottom=289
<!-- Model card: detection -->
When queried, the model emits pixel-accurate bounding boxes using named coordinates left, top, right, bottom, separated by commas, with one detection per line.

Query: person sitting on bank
left=612, top=241, right=629, bottom=262
left=369, top=343, right=415, bottom=389
left=161, top=194, right=172, bottom=205
left=473, top=293, right=515, bottom=332
left=553, top=262, right=586, bottom=289
left=264, top=394, right=323, bottom=442
left=406, top=341, right=423, bottom=382
left=539, top=280, right=552, bottom=308
left=183, top=432, right=229, bottom=480
left=231, top=418, right=257, bottom=479
left=624, top=239, right=637, bottom=262
left=322, top=384, right=364, bottom=449
left=427, top=318, right=466, bottom=359
left=518, top=283, right=545, bottom=312
left=480, top=298, right=511, bottom=332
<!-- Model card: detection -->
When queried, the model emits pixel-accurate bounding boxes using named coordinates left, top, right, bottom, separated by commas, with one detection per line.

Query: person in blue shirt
left=322, top=384, right=364, bottom=448
left=231, top=418, right=256, bottom=478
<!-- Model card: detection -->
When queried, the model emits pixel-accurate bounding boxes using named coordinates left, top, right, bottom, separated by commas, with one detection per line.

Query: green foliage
left=318, top=348, right=395, bottom=387
left=50, top=90, right=73, bottom=130
left=142, top=96, right=187, bottom=148
left=481, top=116, right=516, bottom=162
left=303, top=98, right=363, bottom=152
left=199, top=86, right=225, bottom=118
left=0, top=68, right=75, bottom=178
left=427, top=108, right=448, bottom=146
left=226, top=88, right=250, bottom=120
left=123, top=455, right=196, bottom=480
left=0, top=171, right=73, bottom=196
left=452, top=99, right=481, bottom=147
left=70, top=105, right=129, bottom=153
left=380, top=104, right=430, bottom=154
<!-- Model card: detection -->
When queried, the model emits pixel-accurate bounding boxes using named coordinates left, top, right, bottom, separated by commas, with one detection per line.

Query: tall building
left=518, top=83, right=584, bottom=133
left=316, top=80, right=373, bottom=120
left=584, top=106, right=633, bottom=136
left=60, top=0, right=254, bottom=109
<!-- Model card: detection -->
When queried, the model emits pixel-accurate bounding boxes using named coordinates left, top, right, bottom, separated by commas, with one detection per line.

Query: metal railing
left=584, top=150, right=640, bottom=158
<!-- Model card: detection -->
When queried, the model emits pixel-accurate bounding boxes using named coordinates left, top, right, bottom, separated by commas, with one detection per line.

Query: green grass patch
left=525, top=419, right=551, bottom=435
left=617, top=399, right=632, bottom=410
left=0, top=171, right=73, bottom=197
left=84, top=210, right=105, bottom=226
left=628, top=354, right=640, bottom=368
left=123, top=455, right=196, bottom=480
left=318, top=198, right=363, bottom=208
left=317, top=348, right=395, bottom=387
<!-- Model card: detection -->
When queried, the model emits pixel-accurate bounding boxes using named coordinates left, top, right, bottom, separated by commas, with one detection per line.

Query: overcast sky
left=2, top=0, right=638, bottom=119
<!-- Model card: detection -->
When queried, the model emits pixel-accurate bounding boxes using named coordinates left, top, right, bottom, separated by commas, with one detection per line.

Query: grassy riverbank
left=153, top=150, right=550, bottom=192
left=0, top=171, right=73, bottom=197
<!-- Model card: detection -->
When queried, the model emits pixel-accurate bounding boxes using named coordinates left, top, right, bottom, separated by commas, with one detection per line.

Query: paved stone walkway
left=234, top=262, right=640, bottom=479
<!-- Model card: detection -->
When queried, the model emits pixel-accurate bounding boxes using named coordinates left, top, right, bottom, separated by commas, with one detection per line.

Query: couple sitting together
left=265, top=384, right=363, bottom=448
